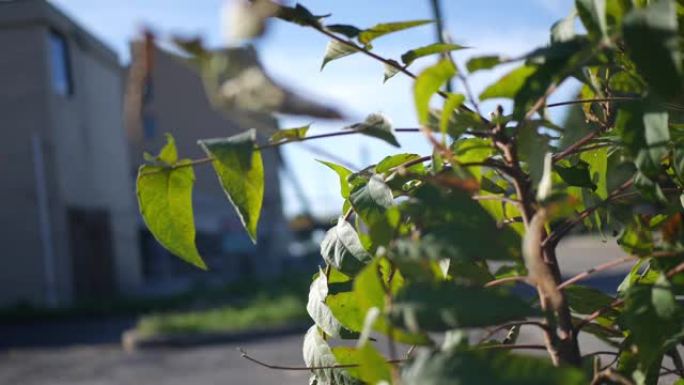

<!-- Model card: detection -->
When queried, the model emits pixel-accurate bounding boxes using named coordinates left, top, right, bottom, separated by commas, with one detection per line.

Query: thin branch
left=478, top=321, right=548, bottom=344
left=590, top=369, right=635, bottom=385
left=139, top=127, right=423, bottom=176
left=546, top=96, right=640, bottom=108
left=552, top=130, right=599, bottom=163
left=239, top=348, right=404, bottom=371
left=311, top=24, right=491, bottom=126
left=544, top=178, right=634, bottom=248
left=473, top=195, right=521, bottom=205
left=476, top=343, right=548, bottom=351
left=484, top=276, right=530, bottom=288
left=558, top=257, right=635, bottom=290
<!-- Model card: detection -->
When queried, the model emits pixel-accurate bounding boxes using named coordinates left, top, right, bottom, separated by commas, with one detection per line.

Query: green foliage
left=136, top=1, right=684, bottom=384
left=357, top=20, right=432, bottom=47
left=269, top=124, right=310, bottom=143
left=401, top=43, right=467, bottom=66
left=414, top=60, right=457, bottom=124
left=198, top=129, right=264, bottom=243
left=137, top=134, right=206, bottom=269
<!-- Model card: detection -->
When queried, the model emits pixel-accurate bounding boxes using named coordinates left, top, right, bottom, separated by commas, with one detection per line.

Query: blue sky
left=49, top=0, right=576, bottom=217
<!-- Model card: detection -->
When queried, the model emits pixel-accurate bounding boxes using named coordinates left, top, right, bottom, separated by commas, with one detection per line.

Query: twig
left=476, top=343, right=547, bottom=351
left=472, top=195, right=521, bottom=205
left=478, top=321, right=548, bottom=344
left=557, top=257, right=635, bottom=290
left=311, top=24, right=491, bottom=126
left=239, top=348, right=404, bottom=371
left=546, top=96, right=640, bottom=108
left=544, top=178, right=634, bottom=248
left=552, top=130, right=599, bottom=163
left=590, top=369, right=634, bottom=385
left=484, top=276, right=530, bottom=288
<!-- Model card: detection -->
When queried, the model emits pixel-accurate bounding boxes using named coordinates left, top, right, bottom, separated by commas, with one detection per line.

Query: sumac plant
left=136, top=1, right=684, bottom=384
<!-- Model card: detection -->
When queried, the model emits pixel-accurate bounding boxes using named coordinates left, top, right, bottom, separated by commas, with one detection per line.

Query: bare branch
left=239, top=348, right=404, bottom=371
left=558, top=257, right=635, bottom=290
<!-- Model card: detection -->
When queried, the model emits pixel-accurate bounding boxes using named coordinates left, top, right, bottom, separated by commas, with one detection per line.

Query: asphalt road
left=0, top=334, right=310, bottom=385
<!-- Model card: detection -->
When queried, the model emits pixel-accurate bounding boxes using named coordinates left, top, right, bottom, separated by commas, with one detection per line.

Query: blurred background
left=0, top=1, right=625, bottom=384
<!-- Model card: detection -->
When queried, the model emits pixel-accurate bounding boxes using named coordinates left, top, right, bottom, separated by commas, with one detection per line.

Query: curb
left=122, top=323, right=309, bottom=352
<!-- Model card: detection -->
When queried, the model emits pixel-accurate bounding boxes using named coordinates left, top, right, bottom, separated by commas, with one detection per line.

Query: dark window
left=49, top=30, right=73, bottom=96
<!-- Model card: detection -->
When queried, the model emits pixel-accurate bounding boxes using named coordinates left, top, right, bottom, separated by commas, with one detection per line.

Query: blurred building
left=0, top=0, right=141, bottom=306
left=0, top=0, right=291, bottom=307
left=127, top=41, right=291, bottom=293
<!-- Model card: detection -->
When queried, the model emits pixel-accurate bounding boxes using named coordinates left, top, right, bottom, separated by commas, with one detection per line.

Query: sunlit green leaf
left=303, top=326, right=361, bottom=385
left=137, top=135, right=206, bottom=270
left=401, top=43, right=467, bottom=66
left=317, top=160, right=354, bottom=199
left=358, top=19, right=432, bottom=46
left=440, top=93, right=465, bottom=136
left=414, top=60, right=457, bottom=124
left=320, top=218, right=372, bottom=276
left=321, top=39, right=359, bottom=70
left=269, top=124, right=310, bottom=143
left=576, top=0, right=608, bottom=40
left=466, top=55, right=502, bottom=73
left=479, top=65, right=536, bottom=100
left=348, top=113, right=400, bottom=147
left=198, top=129, right=264, bottom=243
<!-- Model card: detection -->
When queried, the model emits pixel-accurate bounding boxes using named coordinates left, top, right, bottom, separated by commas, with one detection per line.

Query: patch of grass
left=0, top=272, right=313, bottom=323
left=135, top=294, right=308, bottom=336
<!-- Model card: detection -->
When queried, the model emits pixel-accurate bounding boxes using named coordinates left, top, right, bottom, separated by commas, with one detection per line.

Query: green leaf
left=307, top=268, right=351, bottom=338
left=137, top=136, right=206, bottom=270
left=269, top=124, right=310, bottom=143
left=564, top=285, right=615, bottom=315
left=383, top=60, right=401, bottom=83
left=401, top=185, right=521, bottom=261
left=375, top=153, right=421, bottom=174
left=321, top=40, right=359, bottom=70
left=158, top=133, right=178, bottom=164
left=623, top=0, right=682, bottom=99
left=402, top=349, right=586, bottom=385
left=401, top=43, right=467, bottom=66
left=580, top=147, right=608, bottom=199
left=320, top=218, right=372, bottom=276
left=198, top=129, right=264, bottom=243
left=326, top=24, right=362, bottom=38
left=620, top=276, right=683, bottom=371
left=551, top=9, right=577, bottom=43
left=440, top=93, right=465, bottom=136
left=414, top=60, right=457, bottom=124
left=479, top=65, right=536, bottom=100
left=317, top=160, right=353, bottom=199
left=302, top=326, right=361, bottom=385
left=358, top=19, right=432, bottom=46
left=576, top=0, right=608, bottom=40
left=643, top=106, right=670, bottom=167
left=517, top=124, right=549, bottom=185
left=332, top=344, right=391, bottom=384
left=277, top=4, right=327, bottom=27
left=390, top=281, right=537, bottom=332
left=350, top=175, right=393, bottom=214
left=554, top=161, right=596, bottom=190
left=349, top=113, right=400, bottom=147
left=465, top=55, right=502, bottom=73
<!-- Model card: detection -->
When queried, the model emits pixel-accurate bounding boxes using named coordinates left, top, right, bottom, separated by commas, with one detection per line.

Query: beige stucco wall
left=0, top=0, right=142, bottom=305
